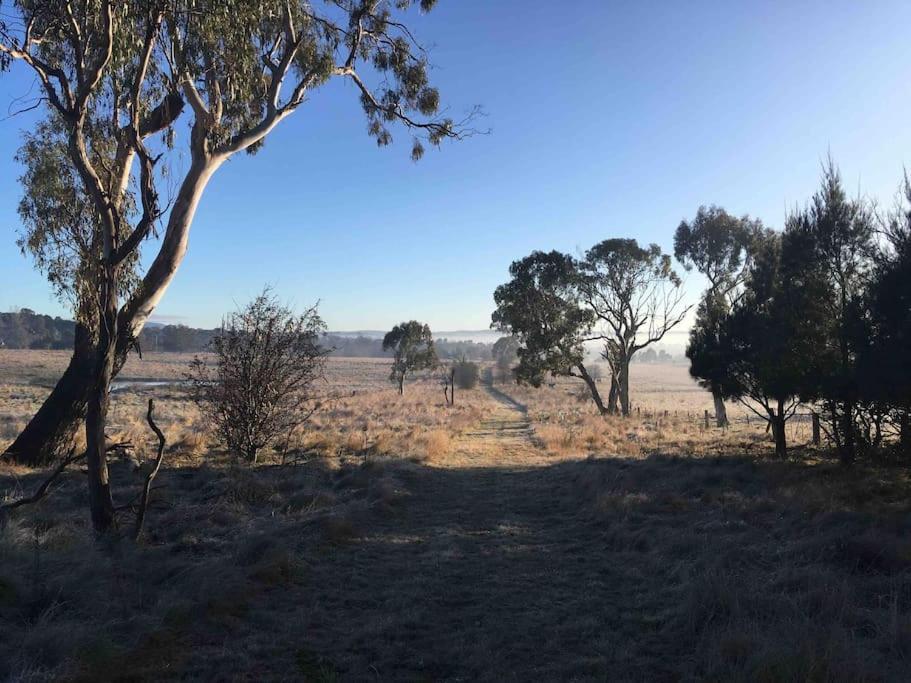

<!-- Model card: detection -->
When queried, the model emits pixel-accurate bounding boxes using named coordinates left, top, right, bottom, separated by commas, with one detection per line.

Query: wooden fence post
left=812, top=412, right=820, bottom=446
left=704, top=410, right=709, bottom=430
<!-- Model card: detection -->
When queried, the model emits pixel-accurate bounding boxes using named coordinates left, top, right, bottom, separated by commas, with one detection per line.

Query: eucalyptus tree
left=491, top=250, right=609, bottom=414
left=576, top=239, right=689, bottom=416
left=382, top=321, right=437, bottom=394
left=0, top=0, right=475, bottom=530
left=675, top=206, right=762, bottom=426
left=10, top=120, right=144, bottom=466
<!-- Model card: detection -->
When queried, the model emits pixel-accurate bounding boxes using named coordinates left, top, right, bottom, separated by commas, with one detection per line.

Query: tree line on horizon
left=0, top=309, right=496, bottom=360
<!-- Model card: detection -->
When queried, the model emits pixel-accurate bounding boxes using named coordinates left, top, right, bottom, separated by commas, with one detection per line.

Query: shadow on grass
left=2, top=453, right=911, bottom=681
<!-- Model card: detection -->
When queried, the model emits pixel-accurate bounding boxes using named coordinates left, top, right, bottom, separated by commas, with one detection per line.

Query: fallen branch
left=134, top=398, right=166, bottom=541
left=0, top=449, right=85, bottom=516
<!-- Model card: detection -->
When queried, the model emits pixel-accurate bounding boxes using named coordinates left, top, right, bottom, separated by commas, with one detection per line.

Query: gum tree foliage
left=382, top=321, right=437, bottom=394
left=16, top=120, right=140, bottom=325
left=576, top=239, right=689, bottom=416
left=187, top=291, right=327, bottom=464
left=675, top=206, right=762, bottom=427
left=0, top=0, right=477, bottom=530
left=490, top=251, right=609, bottom=415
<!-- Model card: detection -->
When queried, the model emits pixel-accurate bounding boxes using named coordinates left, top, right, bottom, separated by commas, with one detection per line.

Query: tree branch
left=134, top=398, right=166, bottom=541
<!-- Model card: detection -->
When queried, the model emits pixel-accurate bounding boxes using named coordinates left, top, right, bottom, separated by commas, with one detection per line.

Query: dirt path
left=452, top=384, right=538, bottom=465
left=245, top=385, right=669, bottom=682
left=156, top=386, right=908, bottom=682
left=175, top=387, right=686, bottom=680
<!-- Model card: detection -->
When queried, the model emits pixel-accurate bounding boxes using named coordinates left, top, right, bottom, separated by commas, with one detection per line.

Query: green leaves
left=674, top=205, right=762, bottom=295
left=491, top=250, right=591, bottom=386
left=382, top=320, right=438, bottom=389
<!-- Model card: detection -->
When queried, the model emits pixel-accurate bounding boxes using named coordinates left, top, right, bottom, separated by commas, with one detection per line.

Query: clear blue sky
left=2, top=1, right=911, bottom=341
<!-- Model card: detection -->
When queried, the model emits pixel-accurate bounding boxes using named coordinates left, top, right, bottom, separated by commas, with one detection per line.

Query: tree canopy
left=676, top=206, right=762, bottom=426
left=0, top=0, right=478, bottom=529
left=382, top=320, right=437, bottom=394
left=576, top=239, right=688, bottom=415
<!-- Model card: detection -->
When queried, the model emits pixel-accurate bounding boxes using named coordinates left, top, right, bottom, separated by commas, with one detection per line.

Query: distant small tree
left=637, top=348, right=658, bottom=364
left=675, top=205, right=762, bottom=426
left=492, top=335, right=520, bottom=381
left=187, top=291, right=327, bottom=463
left=453, top=357, right=480, bottom=389
left=382, top=321, right=437, bottom=395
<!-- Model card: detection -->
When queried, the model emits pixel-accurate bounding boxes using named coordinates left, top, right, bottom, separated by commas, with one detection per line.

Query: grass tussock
left=569, top=454, right=911, bottom=681
left=0, top=457, right=409, bottom=682
left=493, top=363, right=817, bottom=460
left=2, top=355, right=911, bottom=679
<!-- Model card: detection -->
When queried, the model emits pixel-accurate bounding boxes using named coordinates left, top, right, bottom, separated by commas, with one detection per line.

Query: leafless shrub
left=186, top=290, right=328, bottom=463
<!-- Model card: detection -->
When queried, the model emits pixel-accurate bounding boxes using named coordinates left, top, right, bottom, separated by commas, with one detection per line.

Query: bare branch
left=134, top=398, right=166, bottom=541
left=1, top=450, right=85, bottom=516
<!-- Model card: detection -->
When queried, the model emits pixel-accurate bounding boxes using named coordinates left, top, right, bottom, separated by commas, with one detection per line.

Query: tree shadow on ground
left=2, top=454, right=911, bottom=681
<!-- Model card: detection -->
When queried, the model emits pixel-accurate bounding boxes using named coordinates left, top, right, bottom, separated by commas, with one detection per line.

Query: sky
left=2, top=1, right=911, bottom=348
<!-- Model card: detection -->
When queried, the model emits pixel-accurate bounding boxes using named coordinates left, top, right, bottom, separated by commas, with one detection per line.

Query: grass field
left=2, top=350, right=910, bottom=681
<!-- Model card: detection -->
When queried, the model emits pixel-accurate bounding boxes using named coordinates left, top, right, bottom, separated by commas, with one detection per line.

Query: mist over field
left=2, top=2, right=911, bottom=681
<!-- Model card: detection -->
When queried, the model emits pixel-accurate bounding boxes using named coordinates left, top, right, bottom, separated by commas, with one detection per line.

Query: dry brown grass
left=494, top=362, right=819, bottom=460
left=1, top=352, right=910, bottom=680
left=0, top=457, right=411, bottom=681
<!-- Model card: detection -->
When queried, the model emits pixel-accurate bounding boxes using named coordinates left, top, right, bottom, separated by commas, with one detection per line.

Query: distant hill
left=0, top=310, right=497, bottom=359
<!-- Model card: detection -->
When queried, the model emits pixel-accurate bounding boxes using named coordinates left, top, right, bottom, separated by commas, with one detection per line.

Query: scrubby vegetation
left=3, top=342, right=911, bottom=680
left=1, top=2, right=909, bottom=680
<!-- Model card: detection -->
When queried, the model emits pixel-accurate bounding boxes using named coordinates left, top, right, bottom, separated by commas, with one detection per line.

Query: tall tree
left=576, top=239, right=689, bottom=416
left=0, top=1, right=475, bottom=529
left=382, top=321, right=437, bottom=394
left=11, top=119, right=141, bottom=465
left=787, top=161, right=875, bottom=464
left=0, top=1, right=476, bottom=483
left=709, top=230, right=827, bottom=457
left=490, top=251, right=608, bottom=414
left=862, top=176, right=911, bottom=457
left=675, top=206, right=761, bottom=426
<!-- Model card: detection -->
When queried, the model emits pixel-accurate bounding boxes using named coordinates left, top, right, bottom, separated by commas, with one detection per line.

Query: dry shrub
left=536, top=424, right=574, bottom=454
left=420, top=429, right=452, bottom=460
left=169, top=427, right=208, bottom=458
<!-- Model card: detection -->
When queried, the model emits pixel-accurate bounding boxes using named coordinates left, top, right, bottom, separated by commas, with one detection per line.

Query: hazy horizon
left=4, top=1, right=911, bottom=336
